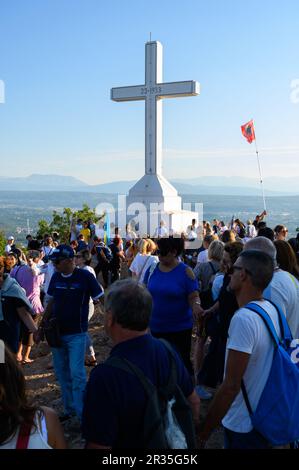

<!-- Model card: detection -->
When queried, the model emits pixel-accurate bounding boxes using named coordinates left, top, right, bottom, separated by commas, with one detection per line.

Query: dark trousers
left=197, top=334, right=226, bottom=388
left=110, top=267, right=121, bottom=284
left=152, top=328, right=193, bottom=375
left=224, top=427, right=270, bottom=449
left=95, top=263, right=110, bottom=286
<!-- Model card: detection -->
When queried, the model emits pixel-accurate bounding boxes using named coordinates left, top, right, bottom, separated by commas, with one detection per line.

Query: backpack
left=106, top=339, right=196, bottom=449
left=241, top=301, right=299, bottom=446
left=97, top=244, right=113, bottom=263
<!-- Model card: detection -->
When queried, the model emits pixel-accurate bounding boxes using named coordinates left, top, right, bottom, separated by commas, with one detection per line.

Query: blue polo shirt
left=81, top=334, right=193, bottom=448
left=144, top=262, right=198, bottom=333
left=47, top=267, right=103, bottom=335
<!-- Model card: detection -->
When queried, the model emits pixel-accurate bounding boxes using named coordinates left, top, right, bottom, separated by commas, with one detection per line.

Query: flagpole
left=253, top=125, right=267, bottom=214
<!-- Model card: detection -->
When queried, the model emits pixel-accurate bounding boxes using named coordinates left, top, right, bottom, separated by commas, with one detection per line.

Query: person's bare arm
left=17, top=307, right=38, bottom=333
left=203, top=300, right=220, bottom=319
left=42, top=406, right=67, bottom=449
left=199, top=349, right=250, bottom=443
left=33, top=298, right=54, bottom=343
left=86, top=442, right=112, bottom=449
left=187, top=389, right=201, bottom=430
left=40, top=298, right=54, bottom=326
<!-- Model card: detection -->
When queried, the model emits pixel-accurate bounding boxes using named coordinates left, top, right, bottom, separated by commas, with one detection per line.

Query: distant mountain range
left=0, top=174, right=298, bottom=196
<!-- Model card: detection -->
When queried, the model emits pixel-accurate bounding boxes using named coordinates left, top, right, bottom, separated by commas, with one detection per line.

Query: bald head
left=244, top=236, right=277, bottom=264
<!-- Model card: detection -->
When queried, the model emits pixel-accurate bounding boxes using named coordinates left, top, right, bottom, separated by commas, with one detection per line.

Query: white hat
left=8, top=236, right=14, bottom=240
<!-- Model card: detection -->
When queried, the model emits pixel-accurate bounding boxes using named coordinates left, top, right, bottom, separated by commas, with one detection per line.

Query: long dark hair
left=0, top=346, right=38, bottom=445
left=274, top=240, right=299, bottom=280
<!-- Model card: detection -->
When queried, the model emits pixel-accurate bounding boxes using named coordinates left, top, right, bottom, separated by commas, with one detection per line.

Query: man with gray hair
left=244, top=236, right=299, bottom=338
left=82, top=279, right=200, bottom=449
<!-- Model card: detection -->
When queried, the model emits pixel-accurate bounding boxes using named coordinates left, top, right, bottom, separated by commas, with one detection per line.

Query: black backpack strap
left=241, top=380, right=253, bottom=416
left=105, top=355, right=156, bottom=397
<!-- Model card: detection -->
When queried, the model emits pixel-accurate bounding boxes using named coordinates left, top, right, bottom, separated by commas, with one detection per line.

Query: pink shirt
left=11, top=265, right=44, bottom=314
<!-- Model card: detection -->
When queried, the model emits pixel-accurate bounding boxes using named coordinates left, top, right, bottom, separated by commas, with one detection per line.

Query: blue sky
left=0, top=0, right=299, bottom=184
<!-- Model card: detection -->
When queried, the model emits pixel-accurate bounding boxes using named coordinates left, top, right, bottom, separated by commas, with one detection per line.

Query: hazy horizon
left=1, top=1, right=299, bottom=183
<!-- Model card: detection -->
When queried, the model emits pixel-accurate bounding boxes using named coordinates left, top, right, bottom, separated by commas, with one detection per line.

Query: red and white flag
left=241, top=120, right=255, bottom=144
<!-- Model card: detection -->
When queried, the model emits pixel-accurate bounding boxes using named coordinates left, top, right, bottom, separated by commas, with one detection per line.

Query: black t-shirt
left=0, top=296, right=27, bottom=353
left=218, top=274, right=239, bottom=339
left=110, top=244, right=121, bottom=269
left=28, top=239, right=41, bottom=250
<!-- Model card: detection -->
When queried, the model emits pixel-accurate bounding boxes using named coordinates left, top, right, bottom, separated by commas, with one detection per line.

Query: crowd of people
left=1, top=211, right=299, bottom=449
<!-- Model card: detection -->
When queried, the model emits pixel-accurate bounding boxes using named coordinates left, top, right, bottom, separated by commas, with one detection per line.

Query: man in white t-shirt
left=244, top=236, right=299, bottom=339
left=199, top=249, right=277, bottom=449
left=5, top=235, right=15, bottom=253
left=153, top=220, right=168, bottom=239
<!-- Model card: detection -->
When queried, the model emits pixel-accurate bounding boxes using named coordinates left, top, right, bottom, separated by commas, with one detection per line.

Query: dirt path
left=24, top=305, right=224, bottom=449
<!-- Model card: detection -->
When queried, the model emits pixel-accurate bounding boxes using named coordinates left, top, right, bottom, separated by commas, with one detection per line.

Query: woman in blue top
left=144, top=237, right=202, bottom=374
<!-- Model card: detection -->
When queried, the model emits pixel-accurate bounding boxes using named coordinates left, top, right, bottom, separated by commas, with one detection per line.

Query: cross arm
left=111, top=85, right=145, bottom=102
left=158, top=80, right=200, bottom=99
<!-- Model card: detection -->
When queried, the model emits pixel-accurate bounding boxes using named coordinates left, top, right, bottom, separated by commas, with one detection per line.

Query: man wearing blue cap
left=36, top=244, right=104, bottom=422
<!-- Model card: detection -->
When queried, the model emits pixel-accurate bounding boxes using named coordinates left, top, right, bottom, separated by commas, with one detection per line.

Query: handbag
left=42, top=314, right=62, bottom=348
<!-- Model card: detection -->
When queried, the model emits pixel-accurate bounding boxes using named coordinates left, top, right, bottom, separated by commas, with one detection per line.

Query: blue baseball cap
left=49, top=244, right=75, bottom=260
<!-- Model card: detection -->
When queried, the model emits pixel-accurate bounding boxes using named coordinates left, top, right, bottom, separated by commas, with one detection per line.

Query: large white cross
left=111, top=41, right=199, bottom=176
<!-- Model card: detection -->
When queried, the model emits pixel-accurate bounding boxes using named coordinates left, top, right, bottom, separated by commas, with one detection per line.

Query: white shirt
left=197, top=249, right=208, bottom=264
left=129, top=253, right=159, bottom=284
left=263, top=269, right=299, bottom=339
left=82, top=265, right=96, bottom=278
left=95, top=228, right=105, bottom=240
left=222, top=300, right=281, bottom=433
left=154, top=226, right=168, bottom=238
left=5, top=244, right=12, bottom=253
left=126, top=231, right=137, bottom=241
left=0, top=412, right=51, bottom=449
left=246, top=224, right=257, bottom=238
left=40, top=262, right=56, bottom=294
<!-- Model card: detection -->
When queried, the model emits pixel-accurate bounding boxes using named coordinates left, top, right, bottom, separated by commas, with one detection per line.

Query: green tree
left=36, top=204, right=104, bottom=244
left=0, top=230, right=6, bottom=255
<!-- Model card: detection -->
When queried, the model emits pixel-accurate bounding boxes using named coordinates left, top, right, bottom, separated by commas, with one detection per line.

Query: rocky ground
left=23, top=303, right=224, bottom=449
